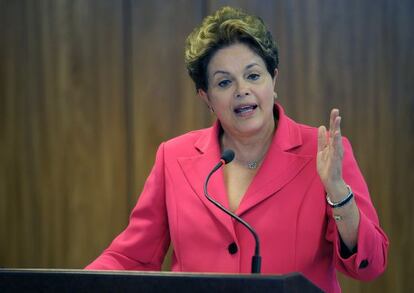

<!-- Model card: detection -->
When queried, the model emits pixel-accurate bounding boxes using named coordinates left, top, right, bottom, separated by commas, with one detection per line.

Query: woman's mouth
left=234, top=104, right=258, bottom=116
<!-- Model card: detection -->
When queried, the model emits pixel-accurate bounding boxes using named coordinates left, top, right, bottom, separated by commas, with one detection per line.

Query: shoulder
left=284, top=115, right=352, bottom=155
left=296, top=120, right=319, bottom=142
left=161, top=126, right=213, bottom=156
left=283, top=114, right=319, bottom=155
left=164, top=127, right=210, bottom=147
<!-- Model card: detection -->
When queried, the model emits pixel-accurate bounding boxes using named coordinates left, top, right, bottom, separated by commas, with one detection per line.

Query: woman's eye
left=248, top=73, right=260, bottom=81
left=218, top=79, right=231, bottom=88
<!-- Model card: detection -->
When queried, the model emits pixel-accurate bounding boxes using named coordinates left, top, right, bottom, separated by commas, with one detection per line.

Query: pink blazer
left=86, top=104, right=389, bottom=293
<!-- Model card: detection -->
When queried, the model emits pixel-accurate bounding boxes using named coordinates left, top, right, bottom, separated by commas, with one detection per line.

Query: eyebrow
left=212, top=63, right=261, bottom=78
left=245, top=63, right=260, bottom=70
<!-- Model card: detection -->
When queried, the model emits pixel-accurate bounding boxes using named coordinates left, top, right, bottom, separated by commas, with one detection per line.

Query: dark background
left=1, top=1, right=413, bottom=292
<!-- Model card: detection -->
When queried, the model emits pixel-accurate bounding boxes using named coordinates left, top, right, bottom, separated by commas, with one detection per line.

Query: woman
left=86, top=7, right=388, bottom=292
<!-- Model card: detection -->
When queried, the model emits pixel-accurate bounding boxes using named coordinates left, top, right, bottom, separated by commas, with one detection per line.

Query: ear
left=272, top=68, right=279, bottom=88
left=198, top=89, right=210, bottom=106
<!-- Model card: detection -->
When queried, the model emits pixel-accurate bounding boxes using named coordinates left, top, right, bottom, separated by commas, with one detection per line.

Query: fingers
left=317, top=125, right=327, bottom=152
left=333, top=116, right=342, bottom=146
left=320, top=108, right=343, bottom=152
left=329, top=109, right=340, bottom=137
left=331, top=110, right=343, bottom=156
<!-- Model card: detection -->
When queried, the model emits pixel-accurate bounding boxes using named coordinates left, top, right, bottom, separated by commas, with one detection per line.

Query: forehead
left=207, top=43, right=266, bottom=75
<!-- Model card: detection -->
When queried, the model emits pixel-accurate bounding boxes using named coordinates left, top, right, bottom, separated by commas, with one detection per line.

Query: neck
left=221, top=120, right=276, bottom=168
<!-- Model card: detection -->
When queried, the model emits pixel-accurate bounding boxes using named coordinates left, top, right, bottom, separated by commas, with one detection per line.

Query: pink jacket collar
left=194, top=103, right=303, bottom=154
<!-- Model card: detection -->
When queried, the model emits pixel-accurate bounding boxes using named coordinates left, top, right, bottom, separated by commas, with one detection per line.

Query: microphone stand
left=204, top=152, right=261, bottom=274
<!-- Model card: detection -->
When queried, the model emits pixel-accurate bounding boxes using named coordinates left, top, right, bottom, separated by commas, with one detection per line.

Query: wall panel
left=0, top=0, right=129, bottom=268
left=0, top=0, right=413, bottom=292
left=128, top=0, right=209, bottom=204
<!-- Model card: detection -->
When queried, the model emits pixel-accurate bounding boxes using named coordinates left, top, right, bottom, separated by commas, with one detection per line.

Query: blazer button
left=228, top=242, right=238, bottom=254
left=359, top=259, right=369, bottom=269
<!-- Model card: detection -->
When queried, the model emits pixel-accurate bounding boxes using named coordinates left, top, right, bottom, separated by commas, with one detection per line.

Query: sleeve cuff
left=339, top=236, right=357, bottom=259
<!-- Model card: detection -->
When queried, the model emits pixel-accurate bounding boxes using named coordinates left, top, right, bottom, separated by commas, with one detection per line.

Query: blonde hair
left=185, top=6, right=279, bottom=91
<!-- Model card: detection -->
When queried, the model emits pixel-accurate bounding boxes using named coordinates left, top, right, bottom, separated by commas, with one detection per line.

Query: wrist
left=326, top=184, right=354, bottom=208
left=325, top=180, right=348, bottom=201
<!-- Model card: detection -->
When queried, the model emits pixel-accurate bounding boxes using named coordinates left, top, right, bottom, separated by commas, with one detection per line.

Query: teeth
left=235, top=105, right=256, bottom=114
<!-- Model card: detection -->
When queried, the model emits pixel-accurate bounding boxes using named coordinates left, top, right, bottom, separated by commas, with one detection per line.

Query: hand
left=317, top=109, right=347, bottom=198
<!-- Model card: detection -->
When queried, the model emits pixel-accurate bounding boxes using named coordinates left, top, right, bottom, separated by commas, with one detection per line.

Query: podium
left=0, top=269, right=323, bottom=292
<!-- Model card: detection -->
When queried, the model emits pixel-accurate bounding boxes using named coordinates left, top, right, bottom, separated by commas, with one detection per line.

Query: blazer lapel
left=237, top=147, right=313, bottom=216
left=178, top=122, right=236, bottom=238
left=237, top=103, right=313, bottom=216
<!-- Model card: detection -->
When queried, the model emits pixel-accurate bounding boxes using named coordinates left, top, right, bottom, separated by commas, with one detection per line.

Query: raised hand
left=317, top=109, right=346, bottom=198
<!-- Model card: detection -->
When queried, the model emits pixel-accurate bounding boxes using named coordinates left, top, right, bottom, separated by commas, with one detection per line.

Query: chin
left=235, top=120, right=266, bottom=136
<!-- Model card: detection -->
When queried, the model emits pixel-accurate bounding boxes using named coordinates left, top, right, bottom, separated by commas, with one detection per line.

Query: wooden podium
left=0, top=269, right=323, bottom=292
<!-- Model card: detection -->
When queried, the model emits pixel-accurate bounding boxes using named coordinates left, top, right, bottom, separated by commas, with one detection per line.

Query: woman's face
left=199, top=43, right=277, bottom=139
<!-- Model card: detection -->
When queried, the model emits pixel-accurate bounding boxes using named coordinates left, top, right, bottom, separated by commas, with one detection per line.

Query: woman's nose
left=235, top=81, right=250, bottom=98
left=236, top=91, right=250, bottom=98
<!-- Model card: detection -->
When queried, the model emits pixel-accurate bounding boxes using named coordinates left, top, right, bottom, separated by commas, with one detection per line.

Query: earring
left=209, top=106, right=215, bottom=113
left=274, top=92, right=278, bottom=100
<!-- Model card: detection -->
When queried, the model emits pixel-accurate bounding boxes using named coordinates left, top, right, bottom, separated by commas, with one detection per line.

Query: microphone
left=203, top=149, right=262, bottom=274
left=220, top=149, right=235, bottom=164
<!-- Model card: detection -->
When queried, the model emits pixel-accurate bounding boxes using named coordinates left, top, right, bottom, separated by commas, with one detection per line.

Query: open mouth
left=234, top=104, right=258, bottom=114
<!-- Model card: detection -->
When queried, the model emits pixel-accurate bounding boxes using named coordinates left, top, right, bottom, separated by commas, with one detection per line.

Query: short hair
left=184, top=6, right=279, bottom=92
